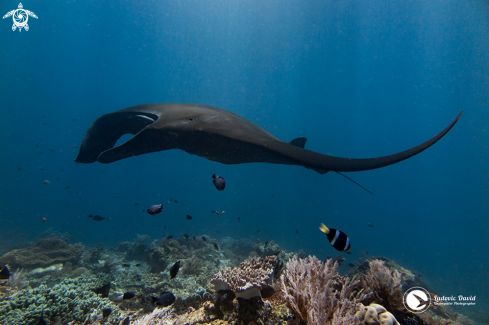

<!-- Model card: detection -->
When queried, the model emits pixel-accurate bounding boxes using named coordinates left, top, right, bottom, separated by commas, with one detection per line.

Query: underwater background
left=0, top=0, right=488, bottom=321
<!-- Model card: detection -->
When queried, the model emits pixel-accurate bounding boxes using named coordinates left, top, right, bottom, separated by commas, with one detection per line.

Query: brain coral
left=0, top=237, right=85, bottom=269
left=0, top=275, right=120, bottom=325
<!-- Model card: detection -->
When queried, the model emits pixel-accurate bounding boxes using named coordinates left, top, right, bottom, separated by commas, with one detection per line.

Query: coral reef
left=211, top=256, right=278, bottom=299
left=0, top=237, right=85, bottom=269
left=355, top=303, right=400, bottom=325
left=0, top=235, right=479, bottom=325
left=0, top=275, right=120, bottom=325
left=359, top=259, right=404, bottom=313
left=280, top=254, right=371, bottom=325
left=6, top=269, right=28, bottom=290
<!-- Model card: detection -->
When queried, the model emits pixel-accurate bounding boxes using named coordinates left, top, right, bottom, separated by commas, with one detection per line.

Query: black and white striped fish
left=319, top=223, right=351, bottom=252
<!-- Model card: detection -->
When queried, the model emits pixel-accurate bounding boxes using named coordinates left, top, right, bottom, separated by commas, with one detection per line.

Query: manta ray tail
left=335, top=171, right=374, bottom=194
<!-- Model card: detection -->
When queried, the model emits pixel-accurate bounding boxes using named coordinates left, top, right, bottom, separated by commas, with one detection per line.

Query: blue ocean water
left=0, top=0, right=488, bottom=318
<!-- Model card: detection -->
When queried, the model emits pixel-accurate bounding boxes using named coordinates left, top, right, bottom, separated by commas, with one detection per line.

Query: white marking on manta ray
left=136, top=115, right=155, bottom=122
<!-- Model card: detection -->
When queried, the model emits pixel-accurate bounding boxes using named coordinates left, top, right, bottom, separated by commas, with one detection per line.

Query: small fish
left=0, top=264, right=11, bottom=280
left=367, top=223, right=374, bottom=227
left=319, top=223, right=351, bottom=252
left=16, top=167, right=21, bottom=172
left=122, top=317, right=131, bottom=325
left=174, top=199, right=178, bottom=203
left=102, top=308, right=112, bottom=318
left=43, top=180, right=50, bottom=185
left=183, top=234, right=189, bottom=239
left=166, top=236, right=173, bottom=240
left=92, top=283, right=111, bottom=298
left=41, top=217, right=48, bottom=223
left=121, top=263, right=131, bottom=267
left=122, top=292, right=136, bottom=300
left=296, top=229, right=299, bottom=234
left=152, top=291, right=176, bottom=306
left=169, top=261, right=181, bottom=279
left=135, top=203, right=139, bottom=206
left=348, top=263, right=355, bottom=268
left=212, top=173, right=226, bottom=191
left=90, top=215, right=106, bottom=221
left=65, top=186, right=70, bottom=190
left=147, top=204, right=163, bottom=215
left=135, top=263, right=142, bottom=267
left=49, top=149, right=55, bottom=153
left=193, top=236, right=196, bottom=241
left=164, top=225, right=166, bottom=229
left=213, top=243, right=219, bottom=250
left=201, top=236, right=207, bottom=241
left=186, top=215, right=192, bottom=220
left=333, top=254, right=346, bottom=266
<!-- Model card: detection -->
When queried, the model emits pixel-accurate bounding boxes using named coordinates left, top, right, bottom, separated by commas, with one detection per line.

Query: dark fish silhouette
left=169, top=261, right=181, bottom=279
left=147, top=204, right=163, bottom=215
left=0, top=264, right=10, bottom=280
left=183, top=234, right=189, bottom=239
left=201, top=236, right=207, bottom=241
left=367, top=223, right=374, bottom=227
left=75, top=104, right=462, bottom=191
left=186, top=215, right=192, bottom=220
left=88, top=214, right=105, bottom=221
left=166, top=236, right=173, bottom=240
left=152, top=291, right=176, bottom=306
left=213, top=243, right=219, bottom=250
left=212, top=174, right=226, bottom=191
left=92, top=283, right=111, bottom=298
left=121, top=317, right=131, bottom=325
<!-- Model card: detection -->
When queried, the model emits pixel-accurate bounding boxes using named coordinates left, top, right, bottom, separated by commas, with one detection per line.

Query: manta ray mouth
left=75, top=112, right=158, bottom=163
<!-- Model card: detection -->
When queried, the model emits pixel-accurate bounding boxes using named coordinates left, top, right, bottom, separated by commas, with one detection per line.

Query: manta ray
left=75, top=104, right=462, bottom=176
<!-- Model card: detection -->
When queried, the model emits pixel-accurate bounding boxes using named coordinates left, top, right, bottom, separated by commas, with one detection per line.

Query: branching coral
left=0, top=275, right=120, bottom=325
left=7, top=269, right=28, bottom=290
left=211, top=256, right=277, bottom=299
left=359, top=259, right=404, bottom=312
left=280, top=255, right=371, bottom=325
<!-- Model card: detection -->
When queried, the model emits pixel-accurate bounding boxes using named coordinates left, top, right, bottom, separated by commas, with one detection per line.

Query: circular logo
left=13, top=9, right=28, bottom=28
left=404, top=287, right=431, bottom=313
